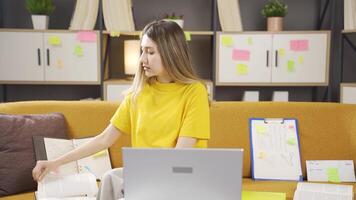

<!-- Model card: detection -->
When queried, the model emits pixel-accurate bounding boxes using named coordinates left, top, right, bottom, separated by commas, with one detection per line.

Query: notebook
left=122, top=148, right=244, bottom=200
left=35, top=173, right=98, bottom=200
left=33, top=136, right=112, bottom=180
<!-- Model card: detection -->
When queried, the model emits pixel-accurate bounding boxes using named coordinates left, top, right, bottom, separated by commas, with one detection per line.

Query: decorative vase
left=267, top=17, right=283, bottom=32
left=31, top=15, right=49, bottom=30
left=163, top=19, right=184, bottom=28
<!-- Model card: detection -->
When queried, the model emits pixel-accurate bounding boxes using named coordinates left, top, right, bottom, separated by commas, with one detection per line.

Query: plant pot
left=267, top=17, right=283, bottom=32
left=163, top=19, right=184, bottom=28
left=31, top=15, right=49, bottom=30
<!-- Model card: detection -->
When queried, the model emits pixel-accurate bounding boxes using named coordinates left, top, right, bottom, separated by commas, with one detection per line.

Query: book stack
left=69, top=0, right=99, bottom=30
left=293, top=182, right=353, bottom=200
left=344, top=0, right=356, bottom=30
left=103, top=0, right=135, bottom=32
left=217, top=0, right=243, bottom=31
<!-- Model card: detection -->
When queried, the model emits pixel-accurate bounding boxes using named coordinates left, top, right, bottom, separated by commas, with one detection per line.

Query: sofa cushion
left=0, top=113, right=68, bottom=197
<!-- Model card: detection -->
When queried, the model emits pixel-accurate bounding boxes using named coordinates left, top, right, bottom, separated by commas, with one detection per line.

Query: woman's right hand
left=32, top=160, right=59, bottom=182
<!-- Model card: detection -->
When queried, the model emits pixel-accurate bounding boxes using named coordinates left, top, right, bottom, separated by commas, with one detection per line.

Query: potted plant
left=261, top=0, right=288, bottom=31
left=26, top=0, right=55, bottom=30
left=163, top=12, right=184, bottom=28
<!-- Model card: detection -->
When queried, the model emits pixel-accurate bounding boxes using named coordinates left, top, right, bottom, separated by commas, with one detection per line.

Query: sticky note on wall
left=77, top=31, right=97, bottom=42
left=56, top=59, right=63, bottom=69
left=287, top=60, right=295, bottom=72
left=74, top=45, right=84, bottom=57
left=290, top=40, right=309, bottom=51
left=298, top=55, right=304, bottom=64
left=221, top=36, right=233, bottom=47
left=48, top=36, right=61, bottom=46
left=278, top=48, right=285, bottom=56
left=236, top=63, right=248, bottom=75
left=247, top=37, right=253, bottom=45
left=233, top=49, right=250, bottom=61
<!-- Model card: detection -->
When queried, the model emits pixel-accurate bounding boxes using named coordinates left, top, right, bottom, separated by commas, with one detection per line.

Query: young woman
left=32, top=20, right=210, bottom=200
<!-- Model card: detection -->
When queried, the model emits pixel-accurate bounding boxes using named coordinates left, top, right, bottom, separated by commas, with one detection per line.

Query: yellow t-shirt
left=110, top=81, right=210, bottom=148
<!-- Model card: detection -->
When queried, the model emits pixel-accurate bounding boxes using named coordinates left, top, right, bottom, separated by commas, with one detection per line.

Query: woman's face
left=139, top=34, right=171, bottom=82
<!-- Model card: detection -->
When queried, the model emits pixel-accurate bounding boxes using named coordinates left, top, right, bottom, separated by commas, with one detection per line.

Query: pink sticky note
left=77, top=31, right=97, bottom=42
left=290, top=40, right=309, bottom=51
left=232, top=49, right=250, bottom=61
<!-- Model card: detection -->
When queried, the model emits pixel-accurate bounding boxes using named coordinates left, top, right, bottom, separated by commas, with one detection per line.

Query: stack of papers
left=293, top=182, right=353, bottom=200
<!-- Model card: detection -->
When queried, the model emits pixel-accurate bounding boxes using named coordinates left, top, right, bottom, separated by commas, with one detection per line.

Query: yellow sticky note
left=74, top=45, right=84, bottom=57
left=287, top=60, right=295, bottom=72
left=257, top=151, right=266, bottom=159
left=110, top=31, right=120, bottom=37
left=287, top=137, right=296, bottom=145
left=298, top=55, right=304, bottom=64
left=247, top=37, right=253, bottom=45
left=221, top=36, right=233, bottom=47
left=92, top=150, right=108, bottom=158
left=56, top=59, right=63, bottom=69
left=256, top=125, right=266, bottom=135
left=242, top=191, right=286, bottom=200
left=236, top=63, right=248, bottom=75
left=48, top=36, right=61, bottom=46
left=279, top=48, right=285, bottom=56
left=327, top=168, right=341, bottom=183
left=184, top=32, right=191, bottom=41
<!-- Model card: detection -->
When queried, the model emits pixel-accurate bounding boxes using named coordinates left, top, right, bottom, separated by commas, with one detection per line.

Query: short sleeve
left=110, top=94, right=131, bottom=134
left=179, top=84, right=210, bottom=139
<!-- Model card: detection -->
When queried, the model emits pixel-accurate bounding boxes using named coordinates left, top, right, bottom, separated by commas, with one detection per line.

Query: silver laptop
left=122, top=148, right=243, bottom=200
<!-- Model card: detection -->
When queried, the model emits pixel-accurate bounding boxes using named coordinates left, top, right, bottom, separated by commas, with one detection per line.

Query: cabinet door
left=43, top=32, right=100, bottom=83
left=0, top=31, right=44, bottom=82
left=216, top=33, right=272, bottom=85
left=271, top=33, right=328, bottom=84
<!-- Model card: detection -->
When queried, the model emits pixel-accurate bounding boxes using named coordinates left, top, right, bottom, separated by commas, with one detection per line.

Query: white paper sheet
left=306, top=160, right=356, bottom=182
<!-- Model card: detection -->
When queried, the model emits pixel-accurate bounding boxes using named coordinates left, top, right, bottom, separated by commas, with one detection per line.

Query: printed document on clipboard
left=249, top=118, right=303, bottom=181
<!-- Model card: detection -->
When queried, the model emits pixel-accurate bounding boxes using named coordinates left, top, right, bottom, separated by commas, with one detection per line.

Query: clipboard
left=249, top=118, right=303, bottom=181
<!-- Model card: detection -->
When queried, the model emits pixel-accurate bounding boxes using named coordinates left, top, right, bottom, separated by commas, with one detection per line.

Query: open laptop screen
left=122, top=148, right=243, bottom=200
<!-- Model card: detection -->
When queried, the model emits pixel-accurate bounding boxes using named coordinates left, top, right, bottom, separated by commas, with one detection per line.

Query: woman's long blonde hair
left=130, top=20, right=202, bottom=102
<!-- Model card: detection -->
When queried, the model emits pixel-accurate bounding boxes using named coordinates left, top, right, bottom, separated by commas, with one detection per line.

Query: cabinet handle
left=37, top=48, right=41, bottom=66
left=266, top=50, right=269, bottom=67
left=275, top=50, right=278, bottom=67
left=46, top=48, right=50, bottom=66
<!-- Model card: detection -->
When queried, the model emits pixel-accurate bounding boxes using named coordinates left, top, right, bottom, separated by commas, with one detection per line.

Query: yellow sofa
left=1, top=101, right=356, bottom=200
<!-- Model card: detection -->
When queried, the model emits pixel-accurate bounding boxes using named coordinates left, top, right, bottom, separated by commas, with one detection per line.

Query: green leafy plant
left=26, top=0, right=55, bottom=15
left=261, top=0, right=288, bottom=18
left=164, top=12, right=183, bottom=20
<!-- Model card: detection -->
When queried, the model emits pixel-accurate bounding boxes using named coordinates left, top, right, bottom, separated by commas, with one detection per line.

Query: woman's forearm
left=53, top=124, right=121, bottom=166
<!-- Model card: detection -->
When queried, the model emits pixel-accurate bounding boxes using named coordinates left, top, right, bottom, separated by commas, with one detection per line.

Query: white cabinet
left=0, top=31, right=44, bottom=81
left=0, top=30, right=100, bottom=84
left=216, top=31, right=330, bottom=86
